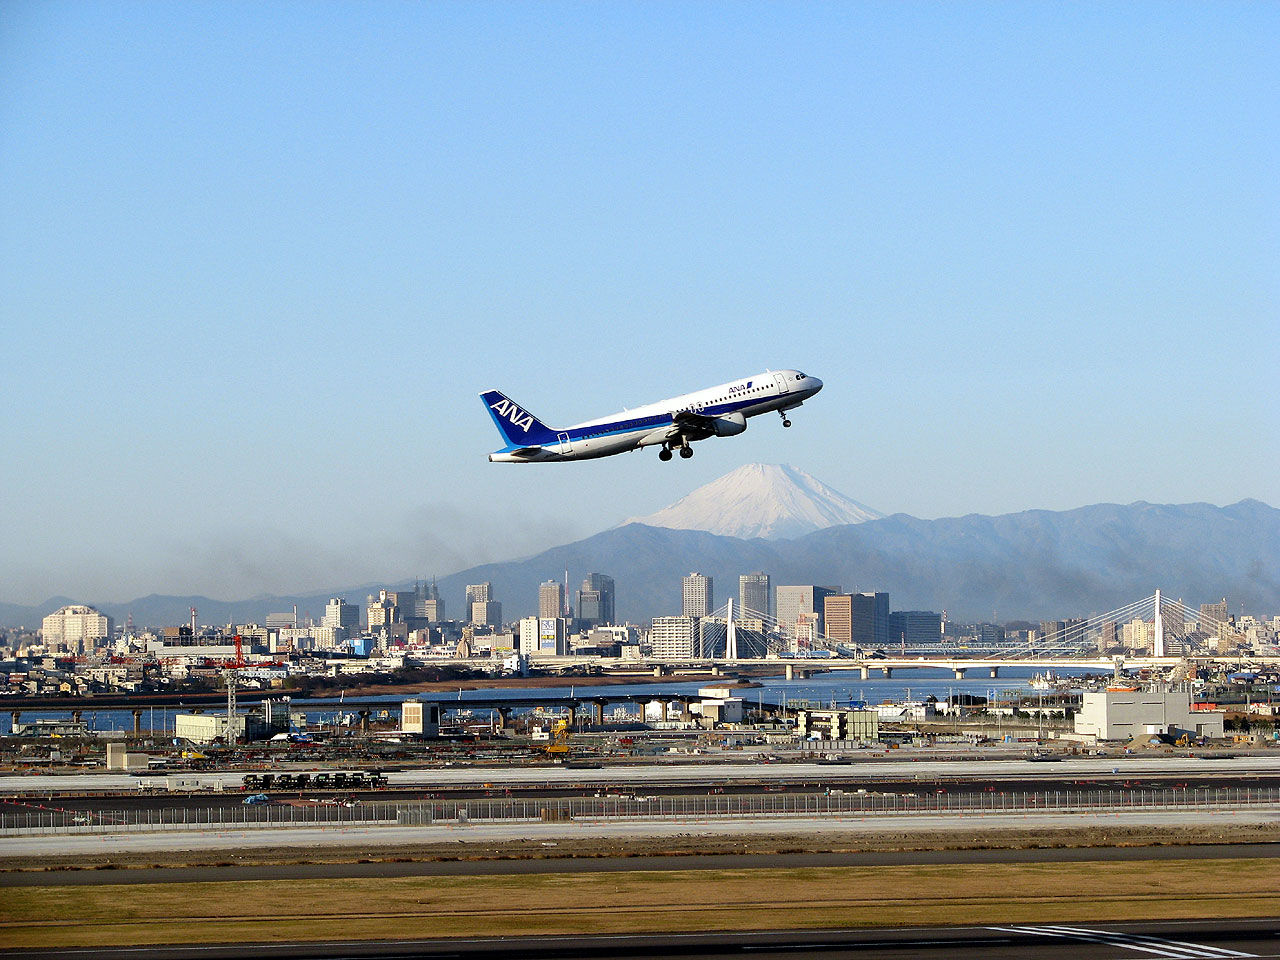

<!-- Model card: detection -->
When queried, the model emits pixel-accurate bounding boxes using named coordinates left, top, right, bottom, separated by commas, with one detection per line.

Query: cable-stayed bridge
left=663, top=591, right=1246, bottom=676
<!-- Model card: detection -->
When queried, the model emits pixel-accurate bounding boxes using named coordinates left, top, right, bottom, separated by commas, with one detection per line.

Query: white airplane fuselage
left=482, top=369, right=823, bottom=463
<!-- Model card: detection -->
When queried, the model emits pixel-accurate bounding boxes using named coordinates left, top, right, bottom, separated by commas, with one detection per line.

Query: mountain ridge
left=3, top=498, right=1275, bottom=629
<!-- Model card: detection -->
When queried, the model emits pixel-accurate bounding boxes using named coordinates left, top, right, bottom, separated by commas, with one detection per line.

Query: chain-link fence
left=4, top=786, right=1279, bottom=836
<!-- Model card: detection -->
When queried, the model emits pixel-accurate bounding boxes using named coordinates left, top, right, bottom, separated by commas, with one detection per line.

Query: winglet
left=480, top=390, right=558, bottom=447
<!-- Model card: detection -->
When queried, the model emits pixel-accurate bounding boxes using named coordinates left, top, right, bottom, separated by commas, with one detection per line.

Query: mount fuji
left=622, top=463, right=883, bottom=540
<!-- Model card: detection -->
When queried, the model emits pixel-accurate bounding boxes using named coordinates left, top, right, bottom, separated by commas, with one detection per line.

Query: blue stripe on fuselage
left=564, top=394, right=767, bottom=445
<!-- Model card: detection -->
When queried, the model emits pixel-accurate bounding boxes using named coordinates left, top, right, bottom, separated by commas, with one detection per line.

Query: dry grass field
left=3, top=859, right=1280, bottom=950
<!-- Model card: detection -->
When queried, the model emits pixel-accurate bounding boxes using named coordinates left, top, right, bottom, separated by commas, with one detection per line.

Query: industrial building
left=795, top=707, right=880, bottom=741
left=400, top=700, right=441, bottom=736
left=1073, top=686, right=1224, bottom=741
left=173, top=699, right=291, bottom=744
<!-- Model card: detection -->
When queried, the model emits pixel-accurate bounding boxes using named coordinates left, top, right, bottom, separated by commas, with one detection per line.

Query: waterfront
left=0, top=667, right=1093, bottom=735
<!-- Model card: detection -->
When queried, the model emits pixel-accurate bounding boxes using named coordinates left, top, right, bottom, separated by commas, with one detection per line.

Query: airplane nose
left=808, top=377, right=823, bottom=394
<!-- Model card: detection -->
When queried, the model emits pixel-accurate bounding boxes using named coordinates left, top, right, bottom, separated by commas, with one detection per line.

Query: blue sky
left=2, top=2, right=1276, bottom=604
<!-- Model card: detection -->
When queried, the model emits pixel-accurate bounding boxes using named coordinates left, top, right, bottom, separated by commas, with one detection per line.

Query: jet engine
left=711, top=412, right=747, bottom=437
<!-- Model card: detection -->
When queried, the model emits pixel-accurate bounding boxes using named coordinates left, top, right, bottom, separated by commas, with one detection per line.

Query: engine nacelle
left=712, top=412, right=747, bottom=437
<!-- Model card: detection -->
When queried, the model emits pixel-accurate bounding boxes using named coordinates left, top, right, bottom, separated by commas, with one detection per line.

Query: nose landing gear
left=779, top=410, right=792, bottom=428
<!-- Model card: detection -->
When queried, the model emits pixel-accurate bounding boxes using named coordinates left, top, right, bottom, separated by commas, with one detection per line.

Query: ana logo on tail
left=489, top=398, right=535, bottom=433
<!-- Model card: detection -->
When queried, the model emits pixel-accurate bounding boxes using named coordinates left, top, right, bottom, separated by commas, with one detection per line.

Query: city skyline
left=3, top=4, right=1276, bottom=604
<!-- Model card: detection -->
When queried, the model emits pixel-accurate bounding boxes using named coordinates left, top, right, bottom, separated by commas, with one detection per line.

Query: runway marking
left=991, top=924, right=1258, bottom=958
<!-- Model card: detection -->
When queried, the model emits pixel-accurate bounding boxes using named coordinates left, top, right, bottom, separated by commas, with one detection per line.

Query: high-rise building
left=887, top=610, right=942, bottom=646
left=471, top=600, right=502, bottom=629
left=682, top=573, right=713, bottom=618
left=739, top=573, right=770, bottom=619
left=1097, top=620, right=1118, bottom=652
left=649, top=616, right=697, bottom=659
left=851, top=592, right=889, bottom=647
left=1200, top=599, right=1228, bottom=628
left=977, top=622, right=1006, bottom=645
left=1122, top=617, right=1151, bottom=651
left=577, top=573, right=616, bottom=627
left=517, top=617, right=539, bottom=655
left=1039, top=618, right=1084, bottom=649
left=41, top=605, right=113, bottom=654
left=538, top=580, right=565, bottom=620
left=775, top=585, right=837, bottom=637
left=414, top=580, right=444, bottom=622
left=517, top=616, right=567, bottom=655
left=323, top=598, right=360, bottom=634
left=367, top=590, right=406, bottom=636
left=823, top=594, right=853, bottom=646
left=466, top=583, right=492, bottom=605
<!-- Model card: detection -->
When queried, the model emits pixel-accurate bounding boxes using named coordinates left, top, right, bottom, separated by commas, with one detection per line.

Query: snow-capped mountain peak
left=622, top=463, right=883, bottom=540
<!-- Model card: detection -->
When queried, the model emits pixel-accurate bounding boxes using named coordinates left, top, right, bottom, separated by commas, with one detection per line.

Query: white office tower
left=518, top=617, right=540, bottom=655
left=42, top=605, right=114, bottom=654
left=649, top=616, right=697, bottom=659
left=682, top=573, right=713, bottom=618
left=323, top=597, right=360, bottom=634
left=739, top=573, right=770, bottom=619
left=466, top=582, right=492, bottom=605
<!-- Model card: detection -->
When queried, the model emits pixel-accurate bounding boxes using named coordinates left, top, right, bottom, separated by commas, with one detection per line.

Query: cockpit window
left=797, top=373, right=806, bottom=379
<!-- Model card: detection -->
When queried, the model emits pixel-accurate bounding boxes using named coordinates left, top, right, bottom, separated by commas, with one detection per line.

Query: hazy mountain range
left=3, top=465, right=1277, bottom=628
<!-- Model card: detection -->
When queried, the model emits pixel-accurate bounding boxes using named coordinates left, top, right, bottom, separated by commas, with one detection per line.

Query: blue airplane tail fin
left=480, top=390, right=558, bottom=447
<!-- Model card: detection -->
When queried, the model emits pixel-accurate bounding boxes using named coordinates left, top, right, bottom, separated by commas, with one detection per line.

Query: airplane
left=482, top=369, right=823, bottom=462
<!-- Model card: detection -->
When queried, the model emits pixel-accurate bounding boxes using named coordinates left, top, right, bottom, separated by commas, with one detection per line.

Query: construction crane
left=539, top=718, right=572, bottom=757
left=218, top=635, right=247, bottom=745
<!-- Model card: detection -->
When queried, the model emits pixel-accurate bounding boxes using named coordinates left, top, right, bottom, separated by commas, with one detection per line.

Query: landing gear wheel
left=679, top=445, right=694, bottom=459
left=782, top=418, right=792, bottom=428
left=658, top=447, right=673, bottom=462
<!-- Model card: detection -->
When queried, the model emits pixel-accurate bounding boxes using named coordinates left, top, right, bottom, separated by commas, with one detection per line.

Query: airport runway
left=5, top=842, right=1280, bottom=886
left=3, top=920, right=1278, bottom=959
left=4, top=807, right=1278, bottom=856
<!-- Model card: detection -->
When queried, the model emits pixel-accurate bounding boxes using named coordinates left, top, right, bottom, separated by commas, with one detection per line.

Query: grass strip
left=3, top=859, right=1278, bottom=949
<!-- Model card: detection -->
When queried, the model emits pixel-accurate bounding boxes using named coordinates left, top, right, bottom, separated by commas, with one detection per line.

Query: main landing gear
left=658, top=442, right=694, bottom=461
left=779, top=410, right=792, bottom=428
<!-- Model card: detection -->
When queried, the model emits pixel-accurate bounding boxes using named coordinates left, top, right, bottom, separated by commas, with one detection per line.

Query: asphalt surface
left=8, top=771, right=1280, bottom=813
left=5, top=753, right=1280, bottom=794
left=4, top=842, right=1280, bottom=886
left=3, top=920, right=1279, bottom=959
left=5, top=807, right=1279, bottom=856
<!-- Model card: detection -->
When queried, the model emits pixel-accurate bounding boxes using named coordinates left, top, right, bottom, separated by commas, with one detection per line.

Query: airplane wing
left=671, top=410, right=718, bottom=440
